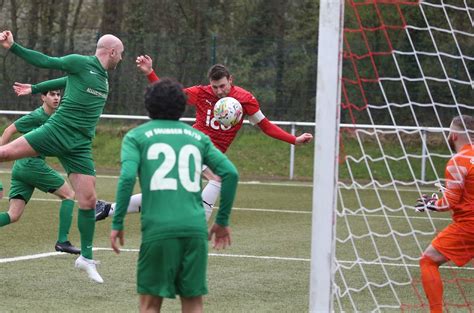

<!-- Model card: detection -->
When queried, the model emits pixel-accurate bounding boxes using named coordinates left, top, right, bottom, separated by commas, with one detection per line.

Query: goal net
left=334, top=0, right=473, bottom=311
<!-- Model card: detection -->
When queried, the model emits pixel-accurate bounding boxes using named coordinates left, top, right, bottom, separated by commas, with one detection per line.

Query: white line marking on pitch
left=1, top=248, right=473, bottom=272
left=0, top=169, right=450, bottom=191
left=0, top=195, right=453, bottom=221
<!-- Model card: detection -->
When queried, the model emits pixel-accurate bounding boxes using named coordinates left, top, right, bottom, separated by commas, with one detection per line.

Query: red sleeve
left=184, top=86, right=200, bottom=106
left=147, top=71, right=159, bottom=83
left=257, top=118, right=296, bottom=145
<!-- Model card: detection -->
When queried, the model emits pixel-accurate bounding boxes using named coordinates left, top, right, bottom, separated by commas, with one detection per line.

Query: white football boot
left=75, top=255, right=104, bottom=283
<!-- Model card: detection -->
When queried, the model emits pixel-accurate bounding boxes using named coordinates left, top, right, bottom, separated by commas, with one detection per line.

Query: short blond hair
left=451, top=115, right=474, bottom=140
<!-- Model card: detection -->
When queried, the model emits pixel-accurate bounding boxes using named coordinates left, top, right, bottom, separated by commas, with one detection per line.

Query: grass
left=0, top=120, right=469, bottom=312
left=0, top=171, right=472, bottom=312
left=0, top=174, right=313, bottom=312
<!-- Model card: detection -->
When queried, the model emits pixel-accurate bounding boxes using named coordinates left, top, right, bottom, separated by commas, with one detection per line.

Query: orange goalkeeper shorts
left=432, top=222, right=474, bottom=267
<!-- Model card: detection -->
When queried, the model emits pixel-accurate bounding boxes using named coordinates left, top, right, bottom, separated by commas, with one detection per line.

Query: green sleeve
left=204, top=142, right=239, bottom=226
left=10, top=43, right=84, bottom=73
left=111, top=160, right=138, bottom=231
left=112, top=133, right=140, bottom=231
left=0, top=180, right=3, bottom=191
left=31, top=77, right=67, bottom=94
left=14, top=111, right=41, bottom=134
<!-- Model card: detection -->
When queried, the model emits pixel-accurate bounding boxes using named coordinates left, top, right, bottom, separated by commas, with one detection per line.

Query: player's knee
left=77, top=195, right=97, bottom=209
left=420, top=254, right=438, bottom=268
left=0, top=147, right=12, bottom=161
left=208, top=179, right=222, bottom=188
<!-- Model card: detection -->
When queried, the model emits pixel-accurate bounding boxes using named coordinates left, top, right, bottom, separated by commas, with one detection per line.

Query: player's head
left=145, top=78, right=187, bottom=120
left=448, top=115, right=474, bottom=151
left=41, top=90, right=61, bottom=111
left=96, top=34, right=124, bottom=70
left=208, top=64, right=233, bottom=99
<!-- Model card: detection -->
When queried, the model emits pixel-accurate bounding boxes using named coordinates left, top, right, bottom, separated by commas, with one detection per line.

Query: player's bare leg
left=140, top=295, right=163, bottom=313
left=0, top=199, right=26, bottom=225
left=181, top=296, right=203, bottom=313
left=0, top=136, right=39, bottom=161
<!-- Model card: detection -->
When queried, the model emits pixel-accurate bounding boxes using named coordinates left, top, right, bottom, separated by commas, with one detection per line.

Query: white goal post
left=311, top=0, right=473, bottom=312
left=310, top=0, right=344, bottom=312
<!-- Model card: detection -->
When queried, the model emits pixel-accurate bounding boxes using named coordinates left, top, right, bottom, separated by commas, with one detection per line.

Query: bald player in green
left=0, top=30, right=124, bottom=283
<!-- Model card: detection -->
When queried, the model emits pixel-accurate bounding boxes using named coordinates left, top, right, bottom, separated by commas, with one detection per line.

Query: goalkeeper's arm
left=415, top=193, right=449, bottom=212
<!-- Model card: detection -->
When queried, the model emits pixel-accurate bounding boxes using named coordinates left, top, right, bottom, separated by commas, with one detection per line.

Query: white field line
left=1, top=248, right=473, bottom=272
left=0, top=169, right=445, bottom=192
left=0, top=196, right=453, bottom=221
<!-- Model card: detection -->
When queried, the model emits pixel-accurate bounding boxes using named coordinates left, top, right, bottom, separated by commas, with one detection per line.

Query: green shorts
left=9, top=158, right=65, bottom=203
left=137, top=237, right=208, bottom=298
left=24, top=122, right=95, bottom=176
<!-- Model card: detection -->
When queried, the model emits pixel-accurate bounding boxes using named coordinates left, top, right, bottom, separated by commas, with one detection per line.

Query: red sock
left=420, top=255, right=443, bottom=313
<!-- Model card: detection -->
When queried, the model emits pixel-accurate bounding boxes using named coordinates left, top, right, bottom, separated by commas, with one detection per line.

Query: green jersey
left=14, top=106, right=50, bottom=161
left=112, top=120, right=238, bottom=243
left=10, top=43, right=108, bottom=139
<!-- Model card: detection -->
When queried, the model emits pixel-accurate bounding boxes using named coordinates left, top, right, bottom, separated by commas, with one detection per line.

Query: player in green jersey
left=0, top=30, right=124, bottom=283
left=0, top=89, right=80, bottom=254
left=110, top=79, right=239, bottom=313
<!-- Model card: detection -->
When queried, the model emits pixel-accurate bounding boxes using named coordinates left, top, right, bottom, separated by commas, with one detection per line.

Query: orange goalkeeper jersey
left=436, top=144, right=474, bottom=223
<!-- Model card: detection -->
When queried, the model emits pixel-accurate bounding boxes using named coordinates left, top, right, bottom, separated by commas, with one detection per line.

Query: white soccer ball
left=213, top=97, right=243, bottom=127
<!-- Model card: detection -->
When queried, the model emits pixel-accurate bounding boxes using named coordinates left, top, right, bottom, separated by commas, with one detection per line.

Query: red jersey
left=147, top=71, right=296, bottom=151
left=436, top=144, right=474, bottom=223
left=184, top=85, right=260, bottom=152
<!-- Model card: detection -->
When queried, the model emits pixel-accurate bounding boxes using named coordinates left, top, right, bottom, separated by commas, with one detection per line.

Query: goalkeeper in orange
left=415, top=115, right=474, bottom=313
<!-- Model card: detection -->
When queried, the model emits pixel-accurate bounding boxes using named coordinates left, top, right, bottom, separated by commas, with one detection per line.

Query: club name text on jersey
left=205, top=109, right=232, bottom=131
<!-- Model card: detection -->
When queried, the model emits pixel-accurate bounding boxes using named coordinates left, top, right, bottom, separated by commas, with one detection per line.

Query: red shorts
left=432, top=222, right=474, bottom=266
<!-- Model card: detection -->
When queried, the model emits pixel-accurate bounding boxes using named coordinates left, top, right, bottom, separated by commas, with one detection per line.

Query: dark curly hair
left=145, top=78, right=187, bottom=120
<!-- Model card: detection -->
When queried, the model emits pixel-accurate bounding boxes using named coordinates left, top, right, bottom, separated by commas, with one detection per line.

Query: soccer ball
left=213, top=97, right=243, bottom=127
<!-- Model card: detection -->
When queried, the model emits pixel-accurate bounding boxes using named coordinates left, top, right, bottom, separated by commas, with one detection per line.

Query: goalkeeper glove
left=415, top=193, right=439, bottom=212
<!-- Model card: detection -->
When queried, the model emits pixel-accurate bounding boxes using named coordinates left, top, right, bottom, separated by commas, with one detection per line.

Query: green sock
left=0, top=212, right=11, bottom=227
left=77, top=208, right=95, bottom=259
left=57, top=199, right=75, bottom=243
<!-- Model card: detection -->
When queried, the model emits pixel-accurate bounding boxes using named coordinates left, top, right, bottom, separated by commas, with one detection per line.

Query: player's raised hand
left=110, top=229, right=125, bottom=254
left=415, top=193, right=439, bottom=212
left=136, top=54, right=153, bottom=75
left=208, top=224, right=232, bottom=250
left=13, top=82, right=32, bottom=96
left=0, top=30, right=14, bottom=49
left=295, top=133, right=313, bottom=145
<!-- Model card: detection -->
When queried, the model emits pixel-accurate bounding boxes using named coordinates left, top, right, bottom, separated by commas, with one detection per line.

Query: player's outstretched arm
left=295, top=133, right=313, bottom=145
left=136, top=55, right=159, bottom=83
left=13, top=82, right=32, bottom=96
left=0, top=30, right=14, bottom=49
left=256, top=117, right=313, bottom=145
left=414, top=193, right=445, bottom=212
left=0, top=124, right=18, bottom=146
left=208, top=224, right=232, bottom=250
left=136, top=55, right=153, bottom=75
